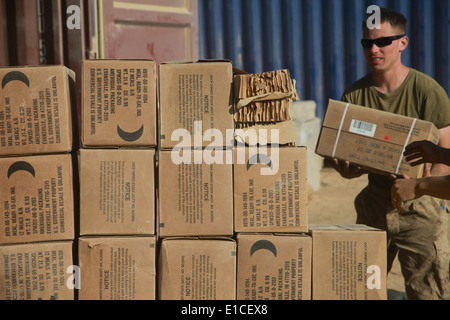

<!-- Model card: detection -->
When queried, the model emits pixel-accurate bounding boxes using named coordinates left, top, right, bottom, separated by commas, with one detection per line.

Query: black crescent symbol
left=117, top=124, right=144, bottom=142
left=250, top=240, right=277, bottom=257
left=2, top=71, right=30, bottom=89
left=7, top=161, right=36, bottom=179
left=247, top=154, right=273, bottom=171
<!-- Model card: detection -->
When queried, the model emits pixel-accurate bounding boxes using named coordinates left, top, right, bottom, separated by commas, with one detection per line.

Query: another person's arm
left=392, top=129, right=450, bottom=212
left=391, top=172, right=450, bottom=212
left=404, top=137, right=450, bottom=168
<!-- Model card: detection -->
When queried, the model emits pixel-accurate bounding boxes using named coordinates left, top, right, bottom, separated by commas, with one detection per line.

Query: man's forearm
left=416, top=175, right=450, bottom=200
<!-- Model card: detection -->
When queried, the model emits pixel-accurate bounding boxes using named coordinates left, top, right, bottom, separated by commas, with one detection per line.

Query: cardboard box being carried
left=78, top=236, right=156, bottom=300
left=159, top=60, right=234, bottom=150
left=158, top=149, right=233, bottom=237
left=158, top=237, right=236, bottom=300
left=0, top=154, right=74, bottom=245
left=79, top=148, right=155, bottom=236
left=81, top=59, right=157, bottom=147
left=0, top=241, right=74, bottom=300
left=0, top=65, right=74, bottom=156
left=316, top=99, right=440, bottom=178
left=233, top=146, right=308, bottom=233
left=237, top=233, right=312, bottom=300
left=309, top=224, right=387, bottom=300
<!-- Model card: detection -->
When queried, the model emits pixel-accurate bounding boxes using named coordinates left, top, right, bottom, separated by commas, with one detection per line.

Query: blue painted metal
left=223, top=0, right=244, bottom=68
left=303, top=0, right=326, bottom=120
left=261, top=0, right=283, bottom=71
left=242, top=0, right=264, bottom=72
left=198, top=0, right=450, bottom=121
left=435, top=0, right=450, bottom=91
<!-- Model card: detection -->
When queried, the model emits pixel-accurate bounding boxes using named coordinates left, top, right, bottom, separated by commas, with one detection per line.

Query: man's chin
left=369, top=64, right=387, bottom=72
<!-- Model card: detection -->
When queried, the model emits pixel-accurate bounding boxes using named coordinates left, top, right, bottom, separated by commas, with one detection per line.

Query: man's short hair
left=363, top=7, right=408, bottom=33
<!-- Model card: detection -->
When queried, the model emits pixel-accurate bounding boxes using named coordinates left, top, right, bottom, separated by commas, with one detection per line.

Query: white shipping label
left=349, top=119, right=377, bottom=137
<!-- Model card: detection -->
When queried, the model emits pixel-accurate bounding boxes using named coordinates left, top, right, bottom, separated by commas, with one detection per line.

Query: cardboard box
left=234, top=120, right=298, bottom=146
left=158, top=237, right=236, bottom=300
left=233, top=146, right=308, bottom=233
left=237, top=233, right=312, bottom=300
left=293, top=100, right=323, bottom=192
left=79, top=148, right=155, bottom=236
left=316, top=99, right=440, bottom=178
left=0, top=241, right=74, bottom=300
left=78, top=236, right=156, bottom=300
left=81, top=59, right=157, bottom=147
left=0, top=65, right=74, bottom=156
left=158, top=149, right=233, bottom=237
left=159, top=60, right=234, bottom=150
left=233, top=69, right=299, bottom=146
left=0, top=154, right=74, bottom=245
left=309, top=224, right=387, bottom=300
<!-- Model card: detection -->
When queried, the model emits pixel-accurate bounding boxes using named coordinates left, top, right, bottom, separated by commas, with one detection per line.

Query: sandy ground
left=307, top=166, right=450, bottom=299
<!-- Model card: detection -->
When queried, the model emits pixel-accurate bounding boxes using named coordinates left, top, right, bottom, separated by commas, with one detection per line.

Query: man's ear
left=399, top=36, right=409, bottom=52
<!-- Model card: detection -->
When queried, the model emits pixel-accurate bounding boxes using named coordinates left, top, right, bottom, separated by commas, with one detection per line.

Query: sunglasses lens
left=361, top=39, right=372, bottom=48
left=361, top=35, right=404, bottom=48
left=375, top=38, right=391, bottom=47
left=361, top=39, right=391, bottom=48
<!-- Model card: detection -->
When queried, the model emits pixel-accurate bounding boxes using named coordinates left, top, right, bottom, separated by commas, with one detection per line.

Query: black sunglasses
left=361, top=34, right=406, bottom=48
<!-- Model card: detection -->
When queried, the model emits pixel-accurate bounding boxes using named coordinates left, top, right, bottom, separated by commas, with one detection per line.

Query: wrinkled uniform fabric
left=342, top=69, right=450, bottom=300
left=355, top=175, right=450, bottom=299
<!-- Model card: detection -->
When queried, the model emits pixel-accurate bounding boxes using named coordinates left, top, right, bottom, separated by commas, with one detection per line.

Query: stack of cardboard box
left=232, top=69, right=312, bottom=300
left=157, top=60, right=237, bottom=300
left=0, top=60, right=391, bottom=301
left=0, top=65, right=76, bottom=300
left=77, top=60, right=158, bottom=300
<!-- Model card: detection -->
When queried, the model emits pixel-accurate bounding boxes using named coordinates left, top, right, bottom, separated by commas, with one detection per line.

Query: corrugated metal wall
left=198, top=0, right=450, bottom=121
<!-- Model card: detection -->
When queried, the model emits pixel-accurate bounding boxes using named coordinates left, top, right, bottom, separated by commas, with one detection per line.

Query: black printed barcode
left=352, top=120, right=374, bottom=132
left=350, top=119, right=376, bottom=137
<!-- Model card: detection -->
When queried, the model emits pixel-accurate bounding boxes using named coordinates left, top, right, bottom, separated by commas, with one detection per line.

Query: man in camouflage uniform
left=329, top=7, right=450, bottom=299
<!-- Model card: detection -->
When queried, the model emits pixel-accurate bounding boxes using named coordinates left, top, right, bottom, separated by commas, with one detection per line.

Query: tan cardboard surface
left=81, top=59, right=157, bottom=147
left=235, top=120, right=298, bottom=146
left=159, top=60, right=234, bottom=149
left=0, top=154, right=74, bottom=244
left=234, top=147, right=308, bottom=233
left=0, top=241, right=74, bottom=300
left=234, top=69, right=299, bottom=103
left=158, top=150, right=233, bottom=237
left=79, top=148, right=155, bottom=236
left=0, top=65, right=74, bottom=156
left=316, top=99, right=440, bottom=177
left=234, top=99, right=294, bottom=123
left=237, top=233, right=312, bottom=300
left=233, top=69, right=299, bottom=146
left=78, top=236, right=156, bottom=300
left=309, top=224, right=387, bottom=300
left=158, top=237, right=236, bottom=300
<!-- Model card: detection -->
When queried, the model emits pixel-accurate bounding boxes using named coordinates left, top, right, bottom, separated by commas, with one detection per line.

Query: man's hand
left=391, top=174, right=420, bottom=213
left=325, top=158, right=368, bottom=179
left=404, top=140, right=446, bottom=166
